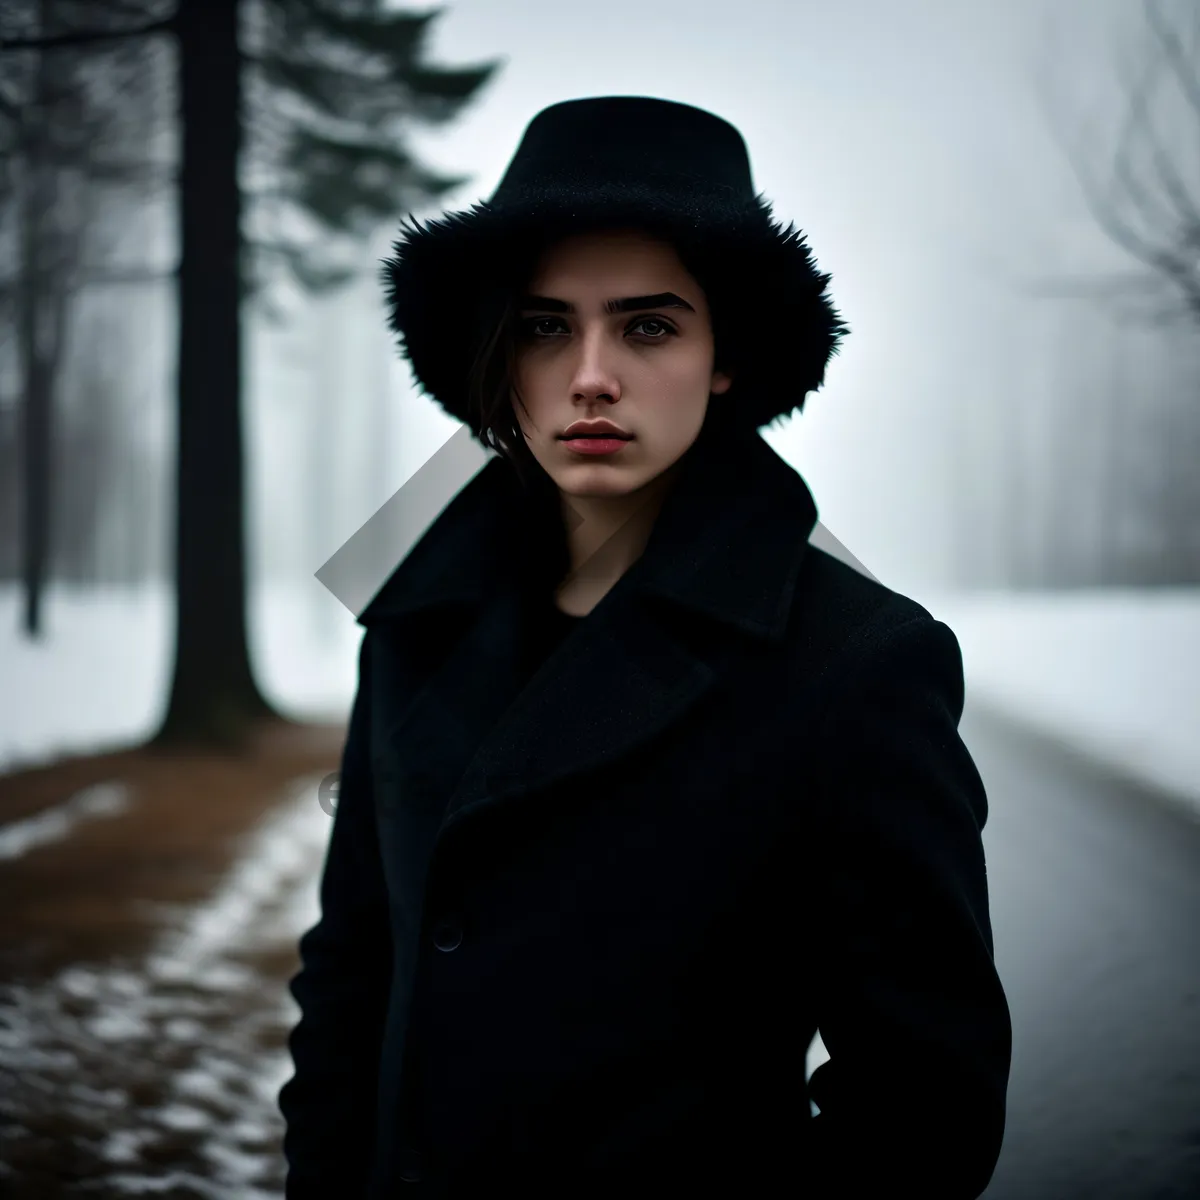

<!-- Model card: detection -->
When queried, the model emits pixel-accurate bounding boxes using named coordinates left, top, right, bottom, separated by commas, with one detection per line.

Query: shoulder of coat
left=788, top=543, right=941, bottom=658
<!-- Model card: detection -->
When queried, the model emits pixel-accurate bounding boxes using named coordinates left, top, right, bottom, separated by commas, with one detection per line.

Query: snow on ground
left=1, top=581, right=1198, bottom=819
left=0, top=580, right=361, bottom=776
left=0, top=780, right=132, bottom=860
left=0, top=771, right=331, bottom=1198
left=921, top=587, right=1200, bottom=820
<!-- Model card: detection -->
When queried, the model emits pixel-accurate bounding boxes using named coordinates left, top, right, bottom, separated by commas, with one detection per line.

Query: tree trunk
left=153, top=0, right=282, bottom=750
left=18, top=286, right=54, bottom=637
left=17, top=25, right=56, bottom=641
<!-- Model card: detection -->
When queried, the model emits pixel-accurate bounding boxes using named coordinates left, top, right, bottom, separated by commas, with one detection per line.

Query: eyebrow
left=518, top=291, right=697, bottom=315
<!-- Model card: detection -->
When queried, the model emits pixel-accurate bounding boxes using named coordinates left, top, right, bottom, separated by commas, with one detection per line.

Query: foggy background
left=3, top=0, right=1197, bottom=732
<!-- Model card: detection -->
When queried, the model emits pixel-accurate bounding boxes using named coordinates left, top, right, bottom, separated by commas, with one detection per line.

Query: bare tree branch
left=1030, top=0, right=1200, bottom=326
left=1144, top=0, right=1200, bottom=120
left=1109, top=48, right=1194, bottom=239
left=0, top=15, right=174, bottom=53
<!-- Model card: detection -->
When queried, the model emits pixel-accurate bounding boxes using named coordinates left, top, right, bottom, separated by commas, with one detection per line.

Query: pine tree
left=1, top=0, right=501, bottom=746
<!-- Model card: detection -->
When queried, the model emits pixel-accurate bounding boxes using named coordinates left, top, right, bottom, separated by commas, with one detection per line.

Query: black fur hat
left=381, top=95, right=847, bottom=438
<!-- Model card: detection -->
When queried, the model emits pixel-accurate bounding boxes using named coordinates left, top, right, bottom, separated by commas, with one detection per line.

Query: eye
left=519, top=316, right=568, bottom=338
left=517, top=315, right=679, bottom=341
left=629, top=316, right=677, bottom=339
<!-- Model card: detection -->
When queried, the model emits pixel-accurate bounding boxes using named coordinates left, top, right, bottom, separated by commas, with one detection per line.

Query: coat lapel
left=357, top=420, right=820, bottom=836
left=443, top=582, right=720, bottom=825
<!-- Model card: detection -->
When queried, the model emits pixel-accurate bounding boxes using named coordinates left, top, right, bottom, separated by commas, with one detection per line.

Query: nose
left=568, top=325, right=621, bottom=404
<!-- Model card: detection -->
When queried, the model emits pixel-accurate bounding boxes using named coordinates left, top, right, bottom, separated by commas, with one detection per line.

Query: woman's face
left=512, top=228, right=733, bottom=500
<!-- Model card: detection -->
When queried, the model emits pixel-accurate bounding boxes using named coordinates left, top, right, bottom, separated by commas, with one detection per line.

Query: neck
left=553, top=461, right=683, bottom=615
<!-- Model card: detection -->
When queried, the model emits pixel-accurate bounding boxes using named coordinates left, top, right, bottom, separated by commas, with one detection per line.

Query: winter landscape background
left=2, top=0, right=1198, bottom=1197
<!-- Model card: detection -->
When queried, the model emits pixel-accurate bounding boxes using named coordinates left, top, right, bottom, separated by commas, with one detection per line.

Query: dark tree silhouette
left=240, top=1, right=485, bottom=310
left=1022, top=0, right=1200, bottom=586
left=0, top=0, right=167, bottom=636
left=160, top=0, right=498, bottom=749
left=2, top=1, right=501, bottom=748
left=1035, top=0, right=1200, bottom=326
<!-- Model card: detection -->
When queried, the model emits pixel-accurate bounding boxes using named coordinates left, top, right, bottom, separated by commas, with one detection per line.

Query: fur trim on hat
left=382, top=125, right=847, bottom=438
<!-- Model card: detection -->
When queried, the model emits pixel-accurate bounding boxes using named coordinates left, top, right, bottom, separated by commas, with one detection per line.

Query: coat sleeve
left=279, top=630, right=393, bottom=1199
left=802, top=612, right=1012, bottom=1200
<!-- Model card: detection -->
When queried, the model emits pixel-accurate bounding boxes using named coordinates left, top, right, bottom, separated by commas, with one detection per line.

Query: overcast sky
left=264, top=0, right=1168, bottom=598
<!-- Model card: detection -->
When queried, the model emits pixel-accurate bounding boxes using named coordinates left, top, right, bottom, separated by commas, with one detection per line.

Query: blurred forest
left=0, top=0, right=1197, bottom=737
left=0, top=0, right=500, bottom=745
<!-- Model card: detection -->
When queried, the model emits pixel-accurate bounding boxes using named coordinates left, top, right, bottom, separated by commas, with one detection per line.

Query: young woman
left=279, top=96, right=1013, bottom=1199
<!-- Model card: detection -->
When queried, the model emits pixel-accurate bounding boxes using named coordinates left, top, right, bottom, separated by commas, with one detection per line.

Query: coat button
left=396, top=1145, right=422, bottom=1183
left=431, top=915, right=463, bottom=951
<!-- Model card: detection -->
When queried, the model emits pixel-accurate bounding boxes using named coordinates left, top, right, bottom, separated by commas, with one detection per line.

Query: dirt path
left=0, top=721, right=346, bottom=1198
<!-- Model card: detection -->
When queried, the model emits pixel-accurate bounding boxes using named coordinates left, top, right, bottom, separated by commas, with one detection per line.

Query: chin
left=553, top=464, right=650, bottom=498
left=558, top=476, right=640, bottom=499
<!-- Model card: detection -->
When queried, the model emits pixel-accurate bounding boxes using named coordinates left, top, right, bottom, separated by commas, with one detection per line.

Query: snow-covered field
left=2, top=580, right=1197, bottom=818
left=0, top=581, right=364, bottom=776
left=923, top=587, right=1200, bottom=820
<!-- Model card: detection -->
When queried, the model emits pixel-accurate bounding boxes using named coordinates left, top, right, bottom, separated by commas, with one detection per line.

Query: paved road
left=963, top=701, right=1200, bottom=1200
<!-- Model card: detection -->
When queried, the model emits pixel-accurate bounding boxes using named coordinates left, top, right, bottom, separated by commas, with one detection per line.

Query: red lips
left=560, top=419, right=633, bottom=440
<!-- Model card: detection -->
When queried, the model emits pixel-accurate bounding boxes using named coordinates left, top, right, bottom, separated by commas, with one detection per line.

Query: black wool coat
left=279, top=424, right=1012, bottom=1199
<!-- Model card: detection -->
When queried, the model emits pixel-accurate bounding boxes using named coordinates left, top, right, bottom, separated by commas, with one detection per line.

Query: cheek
left=655, top=339, right=716, bottom=379
left=512, top=362, right=555, bottom=427
left=649, top=349, right=719, bottom=399
left=514, top=349, right=554, bottom=388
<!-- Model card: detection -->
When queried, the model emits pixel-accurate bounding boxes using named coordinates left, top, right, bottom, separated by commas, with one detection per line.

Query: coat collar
left=357, top=419, right=819, bottom=642
left=358, top=420, right=821, bottom=837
